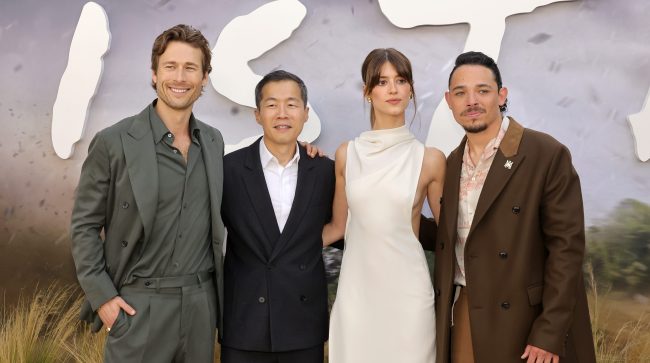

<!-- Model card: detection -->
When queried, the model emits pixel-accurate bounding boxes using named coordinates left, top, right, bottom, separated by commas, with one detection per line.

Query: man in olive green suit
left=71, top=24, right=224, bottom=362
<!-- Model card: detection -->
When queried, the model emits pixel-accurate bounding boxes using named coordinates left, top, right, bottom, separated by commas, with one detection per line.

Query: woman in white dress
left=323, top=48, right=446, bottom=362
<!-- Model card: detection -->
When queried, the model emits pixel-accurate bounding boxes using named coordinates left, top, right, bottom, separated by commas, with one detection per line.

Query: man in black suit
left=220, top=70, right=334, bottom=363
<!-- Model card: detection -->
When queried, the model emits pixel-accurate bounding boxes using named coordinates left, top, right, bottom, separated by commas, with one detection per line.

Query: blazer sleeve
left=418, top=214, right=437, bottom=251
left=70, top=133, right=119, bottom=311
left=527, top=143, right=586, bottom=355
left=323, top=158, right=345, bottom=250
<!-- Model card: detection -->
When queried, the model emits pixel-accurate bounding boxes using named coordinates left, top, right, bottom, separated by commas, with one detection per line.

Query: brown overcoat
left=434, top=118, right=596, bottom=362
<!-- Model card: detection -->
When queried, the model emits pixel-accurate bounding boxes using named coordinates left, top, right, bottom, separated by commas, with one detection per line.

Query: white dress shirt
left=259, top=139, right=300, bottom=232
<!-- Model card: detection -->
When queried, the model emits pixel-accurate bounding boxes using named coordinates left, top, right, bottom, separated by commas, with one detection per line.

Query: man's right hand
left=98, top=296, right=136, bottom=330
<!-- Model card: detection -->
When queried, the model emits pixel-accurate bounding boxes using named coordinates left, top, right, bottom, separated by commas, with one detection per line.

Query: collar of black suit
left=239, top=137, right=317, bottom=261
left=245, top=137, right=315, bottom=171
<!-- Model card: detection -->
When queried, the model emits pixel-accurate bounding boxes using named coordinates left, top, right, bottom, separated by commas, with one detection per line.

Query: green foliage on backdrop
left=587, top=199, right=650, bottom=293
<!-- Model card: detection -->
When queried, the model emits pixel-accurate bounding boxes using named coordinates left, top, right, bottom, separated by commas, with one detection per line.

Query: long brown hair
left=361, top=48, right=416, bottom=126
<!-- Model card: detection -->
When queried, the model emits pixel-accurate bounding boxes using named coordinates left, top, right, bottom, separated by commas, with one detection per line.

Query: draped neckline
left=355, top=125, right=415, bottom=155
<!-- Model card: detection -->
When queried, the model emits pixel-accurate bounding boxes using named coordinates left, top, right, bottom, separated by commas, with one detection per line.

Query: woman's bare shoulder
left=422, top=146, right=446, bottom=180
left=423, top=146, right=445, bottom=165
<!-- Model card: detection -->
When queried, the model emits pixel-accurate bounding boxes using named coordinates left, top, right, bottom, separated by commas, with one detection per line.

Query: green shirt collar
left=149, top=99, right=201, bottom=145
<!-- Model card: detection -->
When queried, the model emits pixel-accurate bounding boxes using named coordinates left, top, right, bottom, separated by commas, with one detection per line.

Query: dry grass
left=587, top=265, right=650, bottom=362
left=2, top=279, right=650, bottom=362
left=0, top=284, right=80, bottom=363
left=62, top=324, right=107, bottom=363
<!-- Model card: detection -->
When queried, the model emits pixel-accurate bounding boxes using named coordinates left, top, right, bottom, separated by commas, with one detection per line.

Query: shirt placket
left=166, top=137, right=195, bottom=274
left=467, top=162, right=480, bottom=225
left=456, top=162, right=471, bottom=283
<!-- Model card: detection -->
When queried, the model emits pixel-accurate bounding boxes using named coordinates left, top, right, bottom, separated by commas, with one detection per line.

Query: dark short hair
left=150, top=24, right=212, bottom=90
left=361, top=48, right=416, bottom=125
left=255, top=70, right=308, bottom=109
left=448, top=51, right=507, bottom=112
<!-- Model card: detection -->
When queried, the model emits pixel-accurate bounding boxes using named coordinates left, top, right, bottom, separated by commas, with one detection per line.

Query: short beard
left=463, top=123, right=488, bottom=133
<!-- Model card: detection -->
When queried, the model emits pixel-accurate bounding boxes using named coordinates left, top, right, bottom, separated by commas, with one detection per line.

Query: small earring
left=409, top=94, right=413, bottom=100
left=367, top=97, right=372, bottom=103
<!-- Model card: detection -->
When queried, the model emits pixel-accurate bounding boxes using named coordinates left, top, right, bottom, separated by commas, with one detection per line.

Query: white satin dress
left=328, top=126, right=436, bottom=363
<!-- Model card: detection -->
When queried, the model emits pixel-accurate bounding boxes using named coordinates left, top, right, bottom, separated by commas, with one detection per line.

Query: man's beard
left=460, top=106, right=487, bottom=133
left=463, top=123, right=488, bottom=133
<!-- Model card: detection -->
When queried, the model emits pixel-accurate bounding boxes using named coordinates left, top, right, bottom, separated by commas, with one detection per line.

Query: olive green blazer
left=70, top=104, right=225, bottom=332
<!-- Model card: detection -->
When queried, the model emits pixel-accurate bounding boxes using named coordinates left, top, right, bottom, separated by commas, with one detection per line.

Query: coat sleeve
left=324, top=158, right=346, bottom=250
left=70, top=133, right=118, bottom=311
left=418, top=214, right=437, bottom=251
left=527, top=143, right=586, bottom=356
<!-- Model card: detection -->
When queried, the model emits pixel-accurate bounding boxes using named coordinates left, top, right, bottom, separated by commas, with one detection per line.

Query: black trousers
left=221, top=344, right=324, bottom=363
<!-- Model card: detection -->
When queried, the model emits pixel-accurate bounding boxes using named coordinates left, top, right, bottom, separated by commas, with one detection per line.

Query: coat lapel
left=197, top=121, right=224, bottom=243
left=468, top=118, right=526, bottom=239
left=442, top=138, right=464, bottom=245
left=269, top=146, right=316, bottom=262
left=121, top=106, right=158, bottom=244
left=242, top=139, right=280, bottom=257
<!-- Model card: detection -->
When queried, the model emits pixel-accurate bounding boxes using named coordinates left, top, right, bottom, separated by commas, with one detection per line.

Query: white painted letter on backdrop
left=378, top=0, right=575, bottom=155
left=210, top=0, right=321, bottom=154
left=51, top=2, right=110, bottom=159
left=628, top=89, right=650, bottom=162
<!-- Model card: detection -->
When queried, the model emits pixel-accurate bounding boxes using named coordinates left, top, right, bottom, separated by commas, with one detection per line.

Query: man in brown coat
left=434, top=51, right=596, bottom=363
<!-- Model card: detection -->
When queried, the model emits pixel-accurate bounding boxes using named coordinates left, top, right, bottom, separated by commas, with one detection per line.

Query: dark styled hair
left=150, top=24, right=212, bottom=90
left=448, top=51, right=507, bottom=112
left=255, top=70, right=308, bottom=109
left=361, top=48, right=416, bottom=125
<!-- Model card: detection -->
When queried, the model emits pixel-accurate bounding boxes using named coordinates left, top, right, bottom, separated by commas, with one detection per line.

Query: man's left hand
left=521, top=345, right=559, bottom=363
left=300, top=141, right=326, bottom=158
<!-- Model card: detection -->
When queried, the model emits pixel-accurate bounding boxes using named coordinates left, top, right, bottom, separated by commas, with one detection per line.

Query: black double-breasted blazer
left=221, top=138, right=335, bottom=352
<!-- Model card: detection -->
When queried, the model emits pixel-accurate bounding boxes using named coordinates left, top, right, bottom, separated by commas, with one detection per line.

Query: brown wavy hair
left=150, top=24, right=212, bottom=90
left=361, top=48, right=416, bottom=126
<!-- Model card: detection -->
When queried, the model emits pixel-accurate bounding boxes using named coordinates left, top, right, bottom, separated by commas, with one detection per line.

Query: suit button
left=258, top=297, right=266, bottom=303
left=512, top=206, right=520, bottom=214
left=435, top=289, right=441, bottom=297
left=299, top=264, right=306, bottom=271
left=300, top=295, right=308, bottom=302
left=121, top=241, right=128, bottom=247
left=267, top=264, right=273, bottom=270
left=121, top=201, right=129, bottom=209
left=501, top=301, right=511, bottom=309
left=144, top=281, right=151, bottom=287
left=499, top=251, right=508, bottom=259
